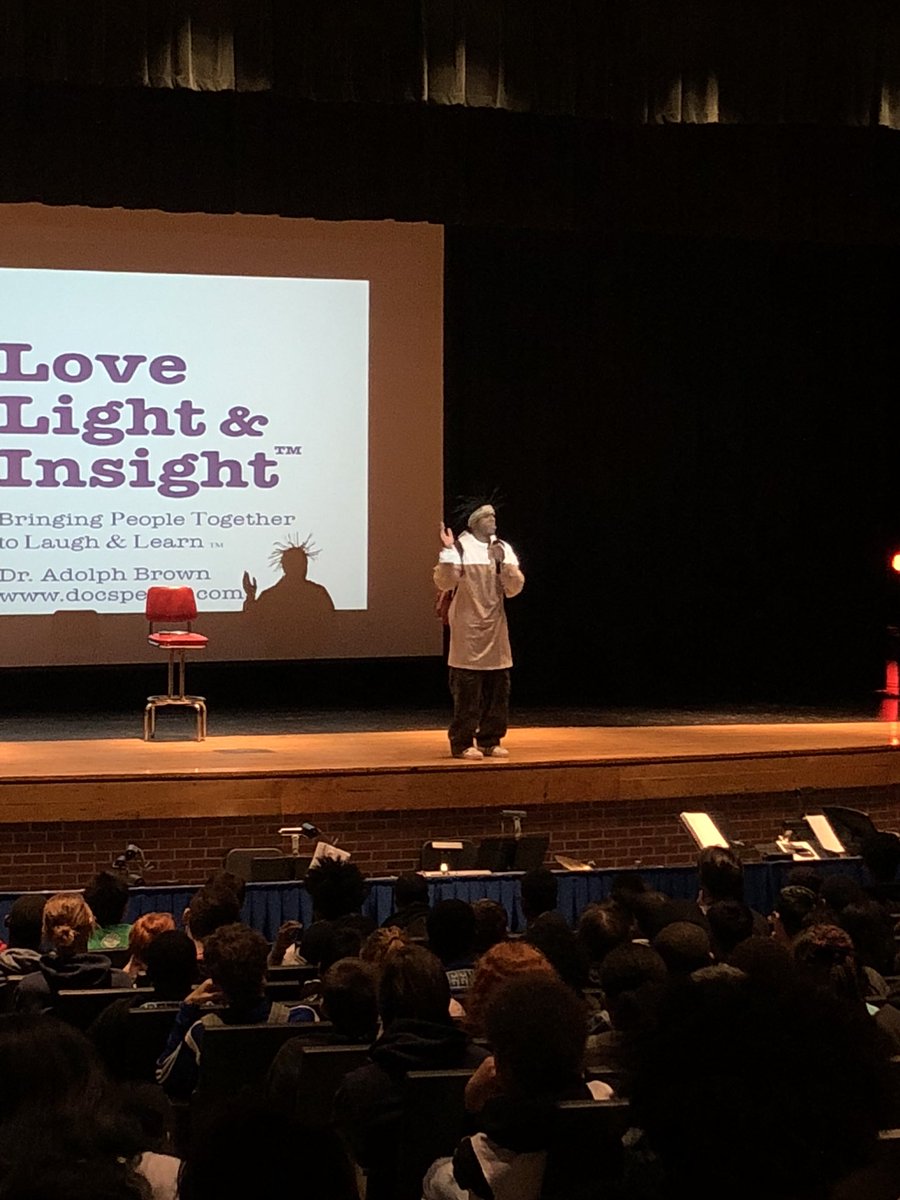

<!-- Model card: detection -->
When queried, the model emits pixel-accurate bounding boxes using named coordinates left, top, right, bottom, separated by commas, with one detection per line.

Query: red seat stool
left=143, top=586, right=208, bottom=741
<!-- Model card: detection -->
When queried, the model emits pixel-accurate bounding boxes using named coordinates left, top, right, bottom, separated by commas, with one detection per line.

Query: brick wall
left=2, top=783, right=900, bottom=892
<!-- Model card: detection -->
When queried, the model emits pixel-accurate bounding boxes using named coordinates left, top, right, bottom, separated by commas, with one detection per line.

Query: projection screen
left=0, top=205, right=444, bottom=666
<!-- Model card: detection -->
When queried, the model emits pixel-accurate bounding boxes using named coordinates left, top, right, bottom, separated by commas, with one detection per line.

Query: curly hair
left=464, top=941, right=554, bottom=1035
left=304, top=859, right=368, bottom=920
left=203, top=923, right=269, bottom=1007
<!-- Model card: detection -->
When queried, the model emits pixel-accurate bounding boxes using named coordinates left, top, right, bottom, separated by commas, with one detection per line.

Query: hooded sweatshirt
left=14, top=951, right=132, bottom=1013
left=334, top=1018, right=489, bottom=1200
left=0, top=946, right=42, bottom=975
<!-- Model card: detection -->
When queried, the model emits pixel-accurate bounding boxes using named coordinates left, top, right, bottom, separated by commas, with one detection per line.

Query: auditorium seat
left=55, top=987, right=153, bottom=1030
left=397, top=1069, right=474, bottom=1200
left=269, top=1042, right=371, bottom=1128
left=194, top=1020, right=334, bottom=1098
left=540, top=1099, right=630, bottom=1199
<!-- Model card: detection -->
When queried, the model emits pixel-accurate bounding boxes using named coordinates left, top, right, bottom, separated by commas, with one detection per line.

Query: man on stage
left=434, top=503, right=525, bottom=759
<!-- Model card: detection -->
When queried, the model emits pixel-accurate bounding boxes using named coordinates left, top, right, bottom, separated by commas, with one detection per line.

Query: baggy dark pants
left=448, top=667, right=511, bottom=755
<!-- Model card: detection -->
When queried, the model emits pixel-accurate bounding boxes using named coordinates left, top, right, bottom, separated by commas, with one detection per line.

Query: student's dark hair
left=773, top=885, right=818, bottom=938
left=203, top=923, right=269, bottom=1007
left=394, top=873, right=429, bottom=909
left=426, top=899, right=476, bottom=965
left=0, top=1013, right=108, bottom=1124
left=630, top=971, right=890, bottom=1200
left=792, top=924, right=865, bottom=1004
left=304, top=859, right=368, bottom=920
left=486, top=974, right=588, bottom=1099
left=5, top=893, right=46, bottom=951
left=378, top=944, right=451, bottom=1027
left=321, top=958, right=379, bottom=1041
left=525, top=911, right=589, bottom=994
left=839, top=900, right=898, bottom=977
left=520, top=869, right=558, bottom=921
left=143, top=929, right=198, bottom=1000
left=707, top=900, right=754, bottom=961
left=598, top=943, right=667, bottom=1032
left=785, top=865, right=824, bottom=894
left=861, top=831, right=900, bottom=883
left=577, top=902, right=631, bottom=965
left=609, top=872, right=647, bottom=913
left=204, top=870, right=247, bottom=906
left=0, top=1151, right=151, bottom=1200
left=187, top=886, right=241, bottom=941
left=83, top=871, right=129, bottom=928
left=697, top=846, right=744, bottom=902
left=652, top=921, right=712, bottom=976
left=301, top=919, right=365, bottom=969
left=471, top=898, right=509, bottom=955
left=726, top=936, right=794, bottom=990
left=819, top=873, right=865, bottom=915
left=629, top=891, right=680, bottom=940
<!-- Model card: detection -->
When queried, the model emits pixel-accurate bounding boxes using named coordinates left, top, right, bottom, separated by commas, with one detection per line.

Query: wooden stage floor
left=2, top=719, right=899, bottom=825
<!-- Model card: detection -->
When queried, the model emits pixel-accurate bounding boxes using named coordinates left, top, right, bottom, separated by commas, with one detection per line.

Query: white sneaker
left=455, top=746, right=484, bottom=760
left=484, top=746, right=509, bottom=758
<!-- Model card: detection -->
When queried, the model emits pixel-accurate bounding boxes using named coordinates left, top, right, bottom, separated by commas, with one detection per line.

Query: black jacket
left=14, top=952, right=131, bottom=1013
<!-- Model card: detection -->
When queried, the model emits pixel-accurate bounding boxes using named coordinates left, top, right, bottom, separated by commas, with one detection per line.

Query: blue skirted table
left=0, top=858, right=866, bottom=943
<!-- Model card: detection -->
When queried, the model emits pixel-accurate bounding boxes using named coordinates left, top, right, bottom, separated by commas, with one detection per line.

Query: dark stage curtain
left=2, top=1, right=900, bottom=128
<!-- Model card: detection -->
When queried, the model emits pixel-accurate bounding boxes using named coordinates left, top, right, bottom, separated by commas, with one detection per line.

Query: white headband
left=468, top=504, right=495, bottom=526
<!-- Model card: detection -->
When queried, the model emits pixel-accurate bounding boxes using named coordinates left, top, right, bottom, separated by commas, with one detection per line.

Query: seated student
left=524, top=912, right=590, bottom=997
left=182, top=885, right=242, bottom=964
left=770, top=885, right=819, bottom=946
left=587, top=943, right=667, bottom=1071
left=156, top=922, right=315, bottom=1097
left=0, top=1014, right=180, bottom=1200
left=861, top=830, right=900, bottom=895
left=142, top=930, right=200, bottom=1003
left=424, top=975, right=614, bottom=1200
left=839, top=899, right=898, bottom=983
left=577, top=902, right=632, bottom=984
left=707, top=900, right=754, bottom=962
left=697, top=845, right=768, bottom=936
left=292, top=859, right=375, bottom=968
left=381, top=873, right=431, bottom=938
left=267, top=957, right=380, bottom=1110
left=651, top=921, right=713, bottom=977
left=630, top=965, right=891, bottom=1200
left=427, top=900, right=478, bottom=989
left=519, top=869, right=558, bottom=929
left=334, top=945, right=488, bottom=1200
left=15, top=893, right=132, bottom=1014
left=0, top=894, right=46, bottom=976
left=464, top=942, right=555, bottom=1038
left=471, top=899, right=509, bottom=957
left=361, top=926, right=408, bottom=969
left=123, top=912, right=176, bottom=980
left=84, top=872, right=132, bottom=952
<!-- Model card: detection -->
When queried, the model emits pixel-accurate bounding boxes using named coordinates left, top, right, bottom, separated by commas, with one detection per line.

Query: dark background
left=1, top=73, right=900, bottom=715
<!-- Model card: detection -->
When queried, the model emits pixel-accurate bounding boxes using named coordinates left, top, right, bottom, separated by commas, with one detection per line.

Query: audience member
left=361, top=925, right=408, bottom=967
left=267, top=957, right=380, bottom=1112
left=839, top=899, right=898, bottom=981
left=520, top=869, right=558, bottom=927
left=524, top=911, right=590, bottom=995
left=770, top=884, right=818, bottom=945
left=156, top=922, right=315, bottom=1097
left=425, top=975, right=617, bottom=1200
left=652, top=920, right=713, bottom=976
left=15, top=893, right=131, bottom=1014
left=0, top=894, right=46, bottom=976
left=299, top=859, right=375, bottom=967
left=381, top=873, right=431, bottom=938
left=204, top=870, right=247, bottom=907
left=471, top=899, right=509, bottom=956
left=609, top=871, right=647, bottom=913
left=182, top=886, right=242, bottom=962
left=588, top=943, right=667, bottom=1070
left=84, top=872, right=132, bottom=951
left=0, top=1013, right=178, bottom=1199
left=784, top=864, right=824, bottom=895
left=143, top=930, right=199, bottom=1002
left=334, top=944, right=488, bottom=1200
left=630, top=968, right=891, bottom=1200
left=726, top=935, right=794, bottom=989
left=698, top=845, right=768, bottom=934
left=577, top=901, right=632, bottom=982
left=707, top=900, right=754, bottom=962
left=464, top=941, right=555, bottom=1037
left=427, top=899, right=478, bottom=988
left=820, top=873, right=865, bottom=915
left=123, top=912, right=176, bottom=980
left=861, top=830, right=900, bottom=887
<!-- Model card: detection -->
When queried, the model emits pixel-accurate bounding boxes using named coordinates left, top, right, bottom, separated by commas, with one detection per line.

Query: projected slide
left=0, top=269, right=368, bottom=614
left=0, top=205, right=443, bottom=667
